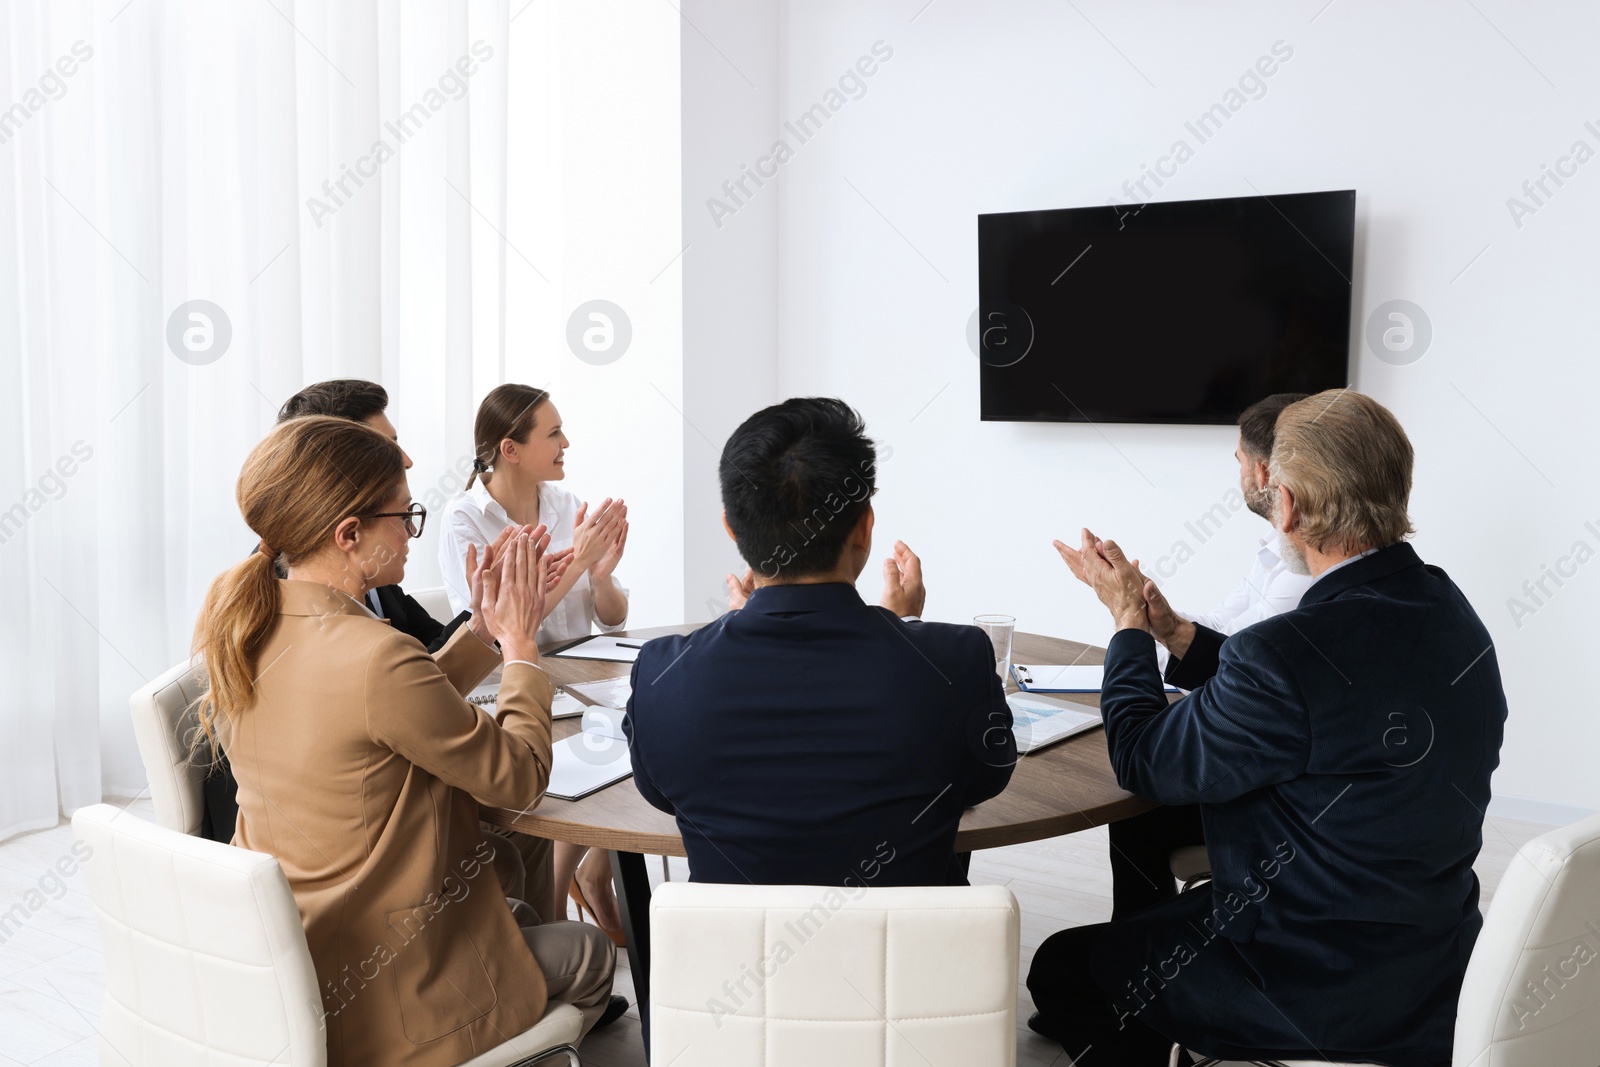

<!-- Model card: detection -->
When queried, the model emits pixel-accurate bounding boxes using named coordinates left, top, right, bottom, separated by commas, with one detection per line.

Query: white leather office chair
left=73, top=804, right=585, bottom=1067
left=649, top=882, right=1020, bottom=1066
left=128, top=655, right=210, bottom=835
left=1453, top=811, right=1600, bottom=1066
left=411, top=585, right=454, bottom=626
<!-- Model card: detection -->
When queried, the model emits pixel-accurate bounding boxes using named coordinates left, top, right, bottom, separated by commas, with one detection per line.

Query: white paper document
left=546, top=708, right=632, bottom=801
left=577, top=704, right=627, bottom=740
left=1006, top=693, right=1104, bottom=754
left=550, top=690, right=587, bottom=719
left=567, top=675, right=634, bottom=710
left=1012, top=663, right=1178, bottom=693
left=550, top=635, right=646, bottom=662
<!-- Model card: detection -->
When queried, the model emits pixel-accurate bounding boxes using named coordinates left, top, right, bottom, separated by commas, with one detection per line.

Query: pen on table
left=615, top=641, right=644, bottom=649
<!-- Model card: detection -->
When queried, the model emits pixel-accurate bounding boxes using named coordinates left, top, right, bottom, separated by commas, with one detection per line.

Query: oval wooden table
left=481, top=624, right=1154, bottom=1022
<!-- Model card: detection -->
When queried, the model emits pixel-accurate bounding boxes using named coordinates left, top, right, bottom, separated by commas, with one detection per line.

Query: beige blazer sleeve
left=430, top=622, right=498, bottom=695
left=362, top=628, right=554, bottom=811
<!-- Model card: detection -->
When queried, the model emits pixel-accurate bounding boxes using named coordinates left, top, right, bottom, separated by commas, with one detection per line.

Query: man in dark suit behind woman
left=276, top=380, right=473, bottom=648
left=623, top=397, right=1016, bottom=888
left=1028, top=390, right=1508, bottom=1067
left=201, top=379, right=470, bottom=842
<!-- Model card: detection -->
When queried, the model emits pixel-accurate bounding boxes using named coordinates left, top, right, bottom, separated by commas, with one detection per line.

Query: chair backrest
left=1454, top=812, right=1600, bottom=1066
left=650, top=882, right=1019, bottom=1067
left=72, top=804, right=327, bottom=1067
left=409, top=585, right=453, bottom=626
left=128, top=656, right=210, bottom=835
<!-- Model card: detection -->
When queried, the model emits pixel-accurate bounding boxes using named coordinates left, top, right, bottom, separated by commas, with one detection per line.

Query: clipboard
left=1011, top=663, right=1178, bottom=693
left=550, top=635, right=645, bottom=663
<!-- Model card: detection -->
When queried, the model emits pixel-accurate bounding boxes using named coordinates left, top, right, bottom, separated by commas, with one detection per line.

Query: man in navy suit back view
left=623, top=397, right=1015, bottom=888
left=1027, top=389, right=1508, bottom=1067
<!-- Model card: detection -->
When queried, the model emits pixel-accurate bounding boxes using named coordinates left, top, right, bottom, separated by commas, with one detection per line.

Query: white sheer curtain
left=0, top=0, right=593, bottom=841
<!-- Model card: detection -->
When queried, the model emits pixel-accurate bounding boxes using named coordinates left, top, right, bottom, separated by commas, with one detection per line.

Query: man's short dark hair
left=1237, top=392, right=1309, bottom=461
left=719, top=398, right=877, bottom=580
left=277, top=379, right=389, bottom=425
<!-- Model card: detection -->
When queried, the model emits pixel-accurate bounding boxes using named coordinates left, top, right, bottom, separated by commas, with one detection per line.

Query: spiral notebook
left=466, top=684, right=586, bottom=719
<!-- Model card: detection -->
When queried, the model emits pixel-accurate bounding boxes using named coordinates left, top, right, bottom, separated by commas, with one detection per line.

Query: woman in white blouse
left=439, top=383, right=629, bottom=940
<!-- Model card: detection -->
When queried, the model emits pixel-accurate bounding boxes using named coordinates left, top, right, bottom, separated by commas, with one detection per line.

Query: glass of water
left=973, top=614, right=1016, bottom=685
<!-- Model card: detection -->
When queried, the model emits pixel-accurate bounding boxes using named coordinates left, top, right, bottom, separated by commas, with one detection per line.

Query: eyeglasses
left=363, top=502, right=427, bottom=538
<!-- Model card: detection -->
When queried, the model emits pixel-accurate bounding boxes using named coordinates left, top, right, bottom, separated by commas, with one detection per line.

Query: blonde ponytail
left=193, top=548, right=282, bottom=749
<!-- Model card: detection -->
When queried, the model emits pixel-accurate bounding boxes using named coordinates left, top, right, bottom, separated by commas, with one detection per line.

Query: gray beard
left=1278, top=532, right=1311, bottom=575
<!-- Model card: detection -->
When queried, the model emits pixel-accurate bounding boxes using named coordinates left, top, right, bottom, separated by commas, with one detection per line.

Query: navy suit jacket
left=373, top=584, right=470, bottom=653
left=623, top=582, right=1015, bottom=887
left=1094, top=542, right=1507, bottom=1066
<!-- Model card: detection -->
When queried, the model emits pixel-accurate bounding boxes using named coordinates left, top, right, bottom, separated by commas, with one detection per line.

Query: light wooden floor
left=0, top=799, right=1552, bottom=1066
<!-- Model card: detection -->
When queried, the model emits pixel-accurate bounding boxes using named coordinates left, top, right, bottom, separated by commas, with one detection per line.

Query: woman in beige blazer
left=193, top=415, right=615, bottom=1067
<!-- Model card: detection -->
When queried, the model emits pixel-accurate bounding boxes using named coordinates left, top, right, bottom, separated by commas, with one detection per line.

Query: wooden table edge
left=478, top=806, right=690, bottom=857
left=479, top=624, right=1160, bottom=858
left=480, top=783, right=1158, bottom=857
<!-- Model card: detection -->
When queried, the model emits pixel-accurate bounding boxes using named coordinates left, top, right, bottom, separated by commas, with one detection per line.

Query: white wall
left=680, top=0, right=781, bottom=622
left=761, top=0, right=1600, bottom=815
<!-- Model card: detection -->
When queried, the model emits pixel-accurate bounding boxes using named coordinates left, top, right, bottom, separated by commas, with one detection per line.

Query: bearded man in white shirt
left=1185, top=392, right=1317, bottom=636
left=1102, top=392, right=1311, bottom=921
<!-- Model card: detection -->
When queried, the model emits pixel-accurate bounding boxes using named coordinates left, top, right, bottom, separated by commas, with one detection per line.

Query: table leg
left=609, top=850, right=653, bottom=1047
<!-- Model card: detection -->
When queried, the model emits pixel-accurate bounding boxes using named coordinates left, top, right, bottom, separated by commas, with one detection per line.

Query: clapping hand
left=1138, top=570, right=1191, bottom=654
left=478, top=525, right=552, bottom=664
left=467, top=525, right=521, bottom=647
left=1053, top=528, right=1148, bottom=633
left=1054, top=529, right=1196, bottom=654
left=880, top=540, right=926, bottom=619
left=591, top=516, right=628, bottom=581
left=544, top=546, right=575, bottom=595
left=725, top=568, right=754, bottom=611
left=1054, top=529, right=1142, bottom=590
left=572, top=498, right=627, bottom=573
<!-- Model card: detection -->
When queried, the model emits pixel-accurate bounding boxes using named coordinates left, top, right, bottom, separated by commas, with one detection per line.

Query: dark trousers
left=1108, top=803, right=1203, bottom=921
left=201, top=755, right=240, bottom=843
left=1027, top=923, right=1174, bottom=1065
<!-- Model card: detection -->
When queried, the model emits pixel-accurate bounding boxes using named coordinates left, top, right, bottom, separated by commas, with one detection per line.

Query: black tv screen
left=977, top=190, right=1355, bottom=424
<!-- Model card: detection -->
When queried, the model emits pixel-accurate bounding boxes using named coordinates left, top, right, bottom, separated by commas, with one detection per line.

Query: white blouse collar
left=467, top=477, right=563, bottom=527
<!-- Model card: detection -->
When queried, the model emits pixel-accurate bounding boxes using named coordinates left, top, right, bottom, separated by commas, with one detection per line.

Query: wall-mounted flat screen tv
left=977, top=189, right=1355, bottom=424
